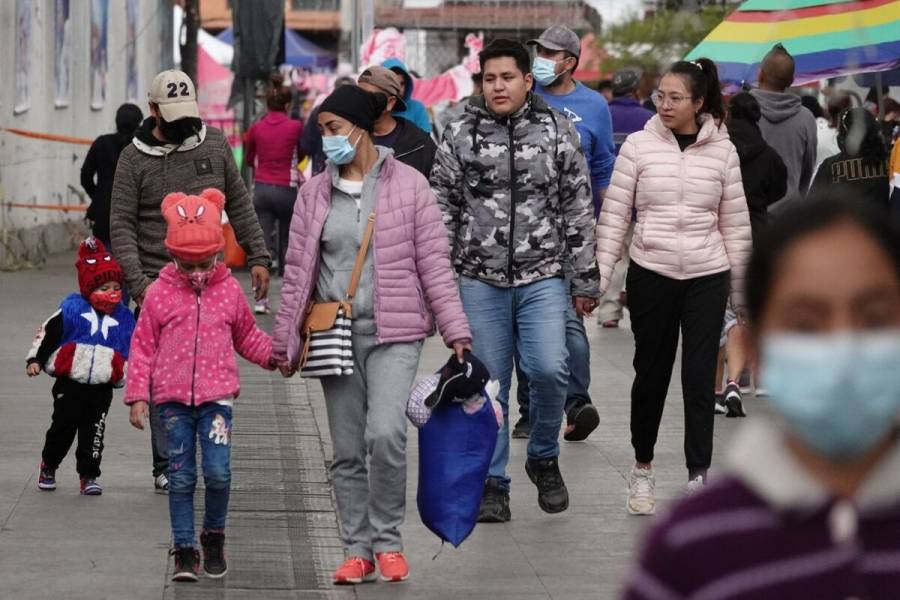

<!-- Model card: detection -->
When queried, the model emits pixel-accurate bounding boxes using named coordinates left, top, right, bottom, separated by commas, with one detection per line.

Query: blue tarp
left=217, top=27, right=335, bottom=69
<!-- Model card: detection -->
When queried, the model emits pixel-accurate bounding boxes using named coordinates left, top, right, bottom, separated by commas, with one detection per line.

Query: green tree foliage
left=598, top=7, right=735, bottom=75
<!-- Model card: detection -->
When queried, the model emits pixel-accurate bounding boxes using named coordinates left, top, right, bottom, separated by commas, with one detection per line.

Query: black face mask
left=157, top=116, right=202, bottom=144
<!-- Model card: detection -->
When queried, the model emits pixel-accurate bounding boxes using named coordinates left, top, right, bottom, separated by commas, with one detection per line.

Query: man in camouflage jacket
left=431, top=39, right=600, bottom=522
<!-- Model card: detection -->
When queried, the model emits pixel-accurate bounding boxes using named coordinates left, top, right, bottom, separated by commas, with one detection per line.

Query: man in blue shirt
left=528, top=25, right=615, bottom=215
left=511, top=26, right=613, bottom=444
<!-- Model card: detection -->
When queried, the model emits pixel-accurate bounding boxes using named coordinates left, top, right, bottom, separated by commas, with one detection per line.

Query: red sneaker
left=332, top=556, right=376, bottom=585
left=376, top=551, right=409, bottom=582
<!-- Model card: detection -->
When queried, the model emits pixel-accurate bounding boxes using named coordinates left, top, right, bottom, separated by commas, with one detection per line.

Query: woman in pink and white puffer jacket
left=596, top=58, right=752, bottom=515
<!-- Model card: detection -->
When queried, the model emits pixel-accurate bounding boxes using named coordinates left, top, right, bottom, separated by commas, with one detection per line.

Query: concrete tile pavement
left=0, top=253, right=763, bottom=599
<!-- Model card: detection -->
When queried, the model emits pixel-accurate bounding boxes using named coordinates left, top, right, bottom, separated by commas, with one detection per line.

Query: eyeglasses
left=651, top=91, right=694, bottom=108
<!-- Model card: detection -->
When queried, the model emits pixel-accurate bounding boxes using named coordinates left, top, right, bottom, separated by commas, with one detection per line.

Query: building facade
left=0, top=0, right=172, bottom=267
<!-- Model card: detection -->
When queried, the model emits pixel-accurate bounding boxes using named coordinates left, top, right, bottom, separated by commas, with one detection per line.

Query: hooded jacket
left=377, top=116, right=437, bottom=178
left=110, top=118, right=269, bottom=298
left=125, top=262, right=273, bottom=406
left=727, top=118, right=788, bottom=244
left=597, top=114, right=752, bottom=307
left=431, top=93, right=600, bottom=298
left=750, top=89, right=817, bottom=206
left=382, top=58, right=432, bottom=134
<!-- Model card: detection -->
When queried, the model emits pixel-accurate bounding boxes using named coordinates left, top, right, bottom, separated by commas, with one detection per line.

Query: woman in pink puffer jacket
left=596, top=58, right=752, bottom=515
left=272, top=86, right=471, bottom=585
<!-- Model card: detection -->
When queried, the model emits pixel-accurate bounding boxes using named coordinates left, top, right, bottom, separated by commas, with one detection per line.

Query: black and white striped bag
left=299, top=308, right=354, bottom=377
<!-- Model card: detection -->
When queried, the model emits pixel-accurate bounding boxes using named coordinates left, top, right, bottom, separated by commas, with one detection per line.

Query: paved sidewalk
left=0, top=252, right=757, bottom=599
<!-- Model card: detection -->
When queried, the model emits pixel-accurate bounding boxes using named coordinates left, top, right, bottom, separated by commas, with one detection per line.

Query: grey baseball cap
left=527, top=25, right=581, bottom=58
left=612, top=68, right=643, bottom=96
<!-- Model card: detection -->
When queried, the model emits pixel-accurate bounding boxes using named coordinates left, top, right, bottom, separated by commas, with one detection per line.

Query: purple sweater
left=624, top=420, right=900, bottom=599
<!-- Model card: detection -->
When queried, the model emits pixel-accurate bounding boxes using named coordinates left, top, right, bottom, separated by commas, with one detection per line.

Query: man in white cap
left=110, top=69, right=270, bottom=494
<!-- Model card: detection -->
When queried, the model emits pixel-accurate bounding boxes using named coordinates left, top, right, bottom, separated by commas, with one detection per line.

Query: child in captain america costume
left=26, top=237, right=135, bottom=495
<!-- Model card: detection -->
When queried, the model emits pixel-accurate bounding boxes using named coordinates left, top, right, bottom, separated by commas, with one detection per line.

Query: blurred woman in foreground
left=624, top=195, right=900, bottom=599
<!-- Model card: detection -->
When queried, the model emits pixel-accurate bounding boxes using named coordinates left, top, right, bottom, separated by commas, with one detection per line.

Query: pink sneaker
left=376, top=551, right=409, bottom=582
left=332, top=556, right=376, bottom=585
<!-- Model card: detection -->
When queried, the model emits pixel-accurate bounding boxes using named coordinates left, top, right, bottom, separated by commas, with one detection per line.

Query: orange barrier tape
left=3, top=203, right=87, bottom=212
left=0, top=126, right=92, bottom=146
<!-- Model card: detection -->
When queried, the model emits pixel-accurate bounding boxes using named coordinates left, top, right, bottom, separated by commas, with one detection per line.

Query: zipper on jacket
left=394, top=144, right=424, bottom=160
left=506, top=120, right=517, bottom=284
left=190, top=292, right=201, bottom=405
left=677, top=153, right=685, bottom=274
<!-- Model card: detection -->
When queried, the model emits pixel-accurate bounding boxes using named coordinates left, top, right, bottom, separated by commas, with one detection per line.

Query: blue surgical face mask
left=532, top=56, right=563, bottom=87
left=761, top=331, right=900, bottom=460
left=322, top=126, right=361, bottom=165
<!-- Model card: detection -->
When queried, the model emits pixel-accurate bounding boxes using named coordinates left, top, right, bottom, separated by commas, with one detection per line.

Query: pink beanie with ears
left=161, top=188, right=226, bottom=260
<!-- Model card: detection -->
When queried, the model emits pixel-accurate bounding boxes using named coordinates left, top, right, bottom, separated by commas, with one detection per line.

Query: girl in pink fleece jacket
left=125, top=188, right=274, bottom=583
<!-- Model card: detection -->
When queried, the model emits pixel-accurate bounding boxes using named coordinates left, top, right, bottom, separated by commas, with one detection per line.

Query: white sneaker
left=254, top=299, right=270, bottom=314
left=686, top=475, right=706, bottom=496
left=154, top=473, right=169, bottom=494
left=627, top=466, right=656, bottom=515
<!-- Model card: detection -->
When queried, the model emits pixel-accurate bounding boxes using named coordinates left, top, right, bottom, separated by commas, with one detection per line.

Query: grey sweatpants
left=320, top=334, right=423, bottom=561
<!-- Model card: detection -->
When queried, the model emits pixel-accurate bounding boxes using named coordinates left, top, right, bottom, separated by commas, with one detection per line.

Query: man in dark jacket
left=110, top=69, right=270, bottom=493
left=432, top=39, right=600, bottom=523
left=81, top=103, right=143, bottom=246
left=357, top=66, right=437, bottom=178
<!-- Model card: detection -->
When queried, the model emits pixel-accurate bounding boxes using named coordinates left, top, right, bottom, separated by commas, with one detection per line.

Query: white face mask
left=761, top=330, right=900, bottom=460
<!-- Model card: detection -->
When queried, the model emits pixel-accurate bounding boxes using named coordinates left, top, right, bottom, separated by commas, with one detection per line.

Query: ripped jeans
left=161, top=401, right=233, bottom=548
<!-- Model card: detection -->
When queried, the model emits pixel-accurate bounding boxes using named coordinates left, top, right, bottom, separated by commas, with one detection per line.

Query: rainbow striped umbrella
left=685, top=0, right=900, bottom=89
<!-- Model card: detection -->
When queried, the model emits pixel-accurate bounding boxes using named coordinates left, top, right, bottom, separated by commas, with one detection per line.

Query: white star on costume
left=81, top=311, right=120, bottom=340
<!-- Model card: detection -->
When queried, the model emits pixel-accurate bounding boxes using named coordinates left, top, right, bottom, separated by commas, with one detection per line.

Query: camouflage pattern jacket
left=431, top=94, right=600, bottom=298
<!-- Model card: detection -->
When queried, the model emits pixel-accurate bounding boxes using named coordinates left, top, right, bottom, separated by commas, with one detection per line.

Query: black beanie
left=319, top=86, right=387, bottom=132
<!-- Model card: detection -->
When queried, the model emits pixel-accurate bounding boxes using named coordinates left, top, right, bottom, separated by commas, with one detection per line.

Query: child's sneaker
left=170, top=547, right=200, bottom=582
left=376, top=551, right=409, bottom=582
left=254, top=298, right=270, bottom=314
left=38, top=463, right=56, bottom=491
left=80, top=477, right=102, bottom=496
left=200, top=530, right=228, bottom=578
left=333, top=556, right=377, bottom=585
left=154, top=473, right=169, bottom=494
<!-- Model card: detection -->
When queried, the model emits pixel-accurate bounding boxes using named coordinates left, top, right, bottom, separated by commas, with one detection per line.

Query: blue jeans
left=516, top=301, right=592, bottom=418
left=161, top=402, right=233, bottom=548
left=459, top=276, right=569, bottom=490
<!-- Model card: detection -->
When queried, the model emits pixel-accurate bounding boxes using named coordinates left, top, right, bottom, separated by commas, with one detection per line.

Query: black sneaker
left=170, top=546, right=200, bottom=582
left=511, top=417, right=531, bottom=439
left=724, top=382, right=747, bottom=418
left=714, top=393, right=727, bottom=415
left=525, top=457, right=569, bottom=514
left=200, top=530, right=228, bottom=578
left=477, top=478, right=511, bottom=523
left=563, top=404, right=600, bottom=442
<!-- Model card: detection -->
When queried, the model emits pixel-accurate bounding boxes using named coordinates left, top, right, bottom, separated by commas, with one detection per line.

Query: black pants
left=42, top=378, right=113, bottom=478
left=134, top=304, right=167, bottom=478
left=253, top=182, right=296, bottom=275
left=627, top=262, right=729, bottom=473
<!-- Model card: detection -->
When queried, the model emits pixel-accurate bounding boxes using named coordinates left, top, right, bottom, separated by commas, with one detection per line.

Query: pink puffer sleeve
left=413, top=175, right=472, bottom=346
left=718, top=144, right=753, bottom=308
left=596, top=136, right=639, bottom=296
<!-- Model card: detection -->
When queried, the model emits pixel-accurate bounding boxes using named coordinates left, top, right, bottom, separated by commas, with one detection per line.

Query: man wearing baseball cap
left=595, top=68, right=654, bottom=331
left=357, top=65, right=437, bottom=177
left=511, top=26, right=615, bottom=445
left=110, top=69, right=270, bottom=494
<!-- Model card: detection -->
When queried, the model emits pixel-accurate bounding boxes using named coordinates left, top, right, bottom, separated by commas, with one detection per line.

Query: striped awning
left=685, top=0, right=900, bottom=89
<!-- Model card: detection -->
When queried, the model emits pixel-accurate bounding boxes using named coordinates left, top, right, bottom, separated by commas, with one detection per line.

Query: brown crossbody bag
left=298, top=213, right=375, bottom=371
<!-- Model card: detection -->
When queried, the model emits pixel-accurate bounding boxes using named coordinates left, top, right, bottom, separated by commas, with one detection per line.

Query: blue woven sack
left=416, top=394, right=499, bottom=547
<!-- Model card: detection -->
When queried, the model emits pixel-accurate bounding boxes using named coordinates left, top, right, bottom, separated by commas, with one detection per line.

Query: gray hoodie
left=750, top=89, right=817, bottom=208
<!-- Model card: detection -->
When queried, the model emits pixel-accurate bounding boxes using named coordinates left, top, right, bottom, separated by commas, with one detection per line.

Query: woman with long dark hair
left=809, top=107, right=890, bottom=210
left=596, top=58, right=752, bottom=514
left=245, top=74, right=304, bottom=311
